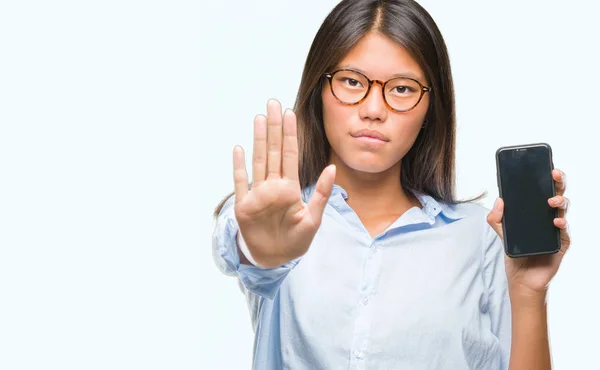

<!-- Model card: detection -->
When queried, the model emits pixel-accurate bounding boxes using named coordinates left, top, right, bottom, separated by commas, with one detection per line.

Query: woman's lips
left=350, top=129, right=389, bottom=144
left=353, top=136, right=387, bottom=145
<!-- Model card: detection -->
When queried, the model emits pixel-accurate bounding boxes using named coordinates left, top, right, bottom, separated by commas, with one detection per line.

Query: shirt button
left=353, top=349, right=364, bottom=359
left=362, top=297, right=369, bottom=305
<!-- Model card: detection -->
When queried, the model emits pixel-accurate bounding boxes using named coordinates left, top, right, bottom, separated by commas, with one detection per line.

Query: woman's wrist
left=508, top=282, right=548, bottom=308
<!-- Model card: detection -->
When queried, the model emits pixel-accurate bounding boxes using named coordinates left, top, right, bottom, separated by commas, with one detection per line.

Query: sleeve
left=211, top=194, right=301, bottom=299
left=482, top=223, right=512, bottom=369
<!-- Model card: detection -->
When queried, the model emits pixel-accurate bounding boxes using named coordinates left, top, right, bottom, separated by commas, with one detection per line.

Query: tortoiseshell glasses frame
left=323, top=69, right=432, bottom=113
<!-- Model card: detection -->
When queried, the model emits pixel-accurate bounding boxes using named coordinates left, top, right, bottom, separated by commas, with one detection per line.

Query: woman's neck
left=330, top=158, right=421, bottom=222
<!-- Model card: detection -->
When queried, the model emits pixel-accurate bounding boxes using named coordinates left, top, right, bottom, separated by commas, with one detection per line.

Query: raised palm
left=232, top=100, right=336, bottom=268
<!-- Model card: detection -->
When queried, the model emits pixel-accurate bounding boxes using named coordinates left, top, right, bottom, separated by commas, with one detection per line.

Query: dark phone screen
left=497, top=145, right=560, bottom=256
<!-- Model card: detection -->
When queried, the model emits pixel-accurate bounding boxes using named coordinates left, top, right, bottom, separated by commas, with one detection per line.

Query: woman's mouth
left=350, top=129, right=389, bottom=145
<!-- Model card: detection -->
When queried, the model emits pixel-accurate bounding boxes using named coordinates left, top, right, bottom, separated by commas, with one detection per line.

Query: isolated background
left=1, top=0, right=598, bottom=369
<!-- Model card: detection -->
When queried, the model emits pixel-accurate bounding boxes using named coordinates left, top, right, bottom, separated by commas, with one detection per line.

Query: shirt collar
left=412, top=191, right=465, bottom=220
left=302, top=184, right=465, bottom=221
left=301, top=183, right=347, bottom=203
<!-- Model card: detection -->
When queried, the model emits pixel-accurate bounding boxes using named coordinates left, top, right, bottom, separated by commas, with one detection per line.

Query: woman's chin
left=343, top=158, right=397, bottom=174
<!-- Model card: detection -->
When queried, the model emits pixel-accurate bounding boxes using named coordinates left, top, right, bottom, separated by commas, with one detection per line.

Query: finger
left=486, top=197, right=504, bottom=240
left=553, top=217, right=567, bottom=228
left=266, top=99, right=283, bottom=178
left=552, top=168, right=566, bottom=196
left=553, top=218, right=571, bottom=253
left=307, top=165, right=336, bottom=224
left=548, top=195, right=569, bottom=218
left=282, top=109, right=299, bottom=180
left=233, top=146, right=249, bottom=203
left=252, top=114, right=267, bottom=188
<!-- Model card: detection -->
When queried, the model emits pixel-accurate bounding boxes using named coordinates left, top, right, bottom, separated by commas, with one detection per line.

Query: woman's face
left=322, top=31, right=430, bottom=174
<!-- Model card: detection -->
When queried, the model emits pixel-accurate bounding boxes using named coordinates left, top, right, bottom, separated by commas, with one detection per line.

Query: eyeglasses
left=323, top=69, right=432, bottom=112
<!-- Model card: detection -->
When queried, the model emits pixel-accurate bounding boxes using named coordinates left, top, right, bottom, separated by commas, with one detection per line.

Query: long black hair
left=215, top=0, right=481, bottom=217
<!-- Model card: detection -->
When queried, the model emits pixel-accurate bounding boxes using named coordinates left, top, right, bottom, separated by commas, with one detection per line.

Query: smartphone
left=495, top=143, right=561, bottom=258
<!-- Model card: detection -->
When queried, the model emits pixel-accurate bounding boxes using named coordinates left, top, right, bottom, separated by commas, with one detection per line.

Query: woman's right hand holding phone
left=232, top=99, right=337, bottom=268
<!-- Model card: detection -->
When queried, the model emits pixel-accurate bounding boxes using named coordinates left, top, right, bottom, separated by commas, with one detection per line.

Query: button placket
left=348, top=240, right=383, bottom=368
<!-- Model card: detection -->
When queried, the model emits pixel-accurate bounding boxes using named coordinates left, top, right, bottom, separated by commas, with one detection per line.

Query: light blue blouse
left=213, top=184, right=511, bottom=370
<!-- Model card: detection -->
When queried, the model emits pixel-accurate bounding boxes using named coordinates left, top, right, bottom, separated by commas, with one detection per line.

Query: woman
left=212, top=0, right=571, bottom=369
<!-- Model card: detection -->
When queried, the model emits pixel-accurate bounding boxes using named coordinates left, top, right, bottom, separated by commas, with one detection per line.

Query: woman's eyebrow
left=336, top=64, right=424, bottom=81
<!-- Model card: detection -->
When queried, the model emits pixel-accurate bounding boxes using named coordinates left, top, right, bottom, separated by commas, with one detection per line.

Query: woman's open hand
left=232, top=99, right=336, bottom=268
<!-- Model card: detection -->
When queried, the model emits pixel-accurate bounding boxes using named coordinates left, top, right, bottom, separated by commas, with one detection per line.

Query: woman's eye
left=394, top=86, right=410, bottom=94
left=344, top=78, right=361, bottom=87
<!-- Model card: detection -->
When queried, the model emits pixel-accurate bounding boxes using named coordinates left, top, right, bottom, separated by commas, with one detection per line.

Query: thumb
left=307, top=164, right=336, bottom=224
left=487, top=197, right=504, bottom=240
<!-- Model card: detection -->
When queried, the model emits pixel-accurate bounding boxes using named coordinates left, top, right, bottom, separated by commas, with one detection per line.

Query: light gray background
left=0, top=0, right=598, bottom=369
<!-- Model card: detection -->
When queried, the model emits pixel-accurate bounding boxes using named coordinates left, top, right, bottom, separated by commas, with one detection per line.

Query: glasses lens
left=330, top=70, right=369, bottom=104
left=385, top=78, right=423, bottom=111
